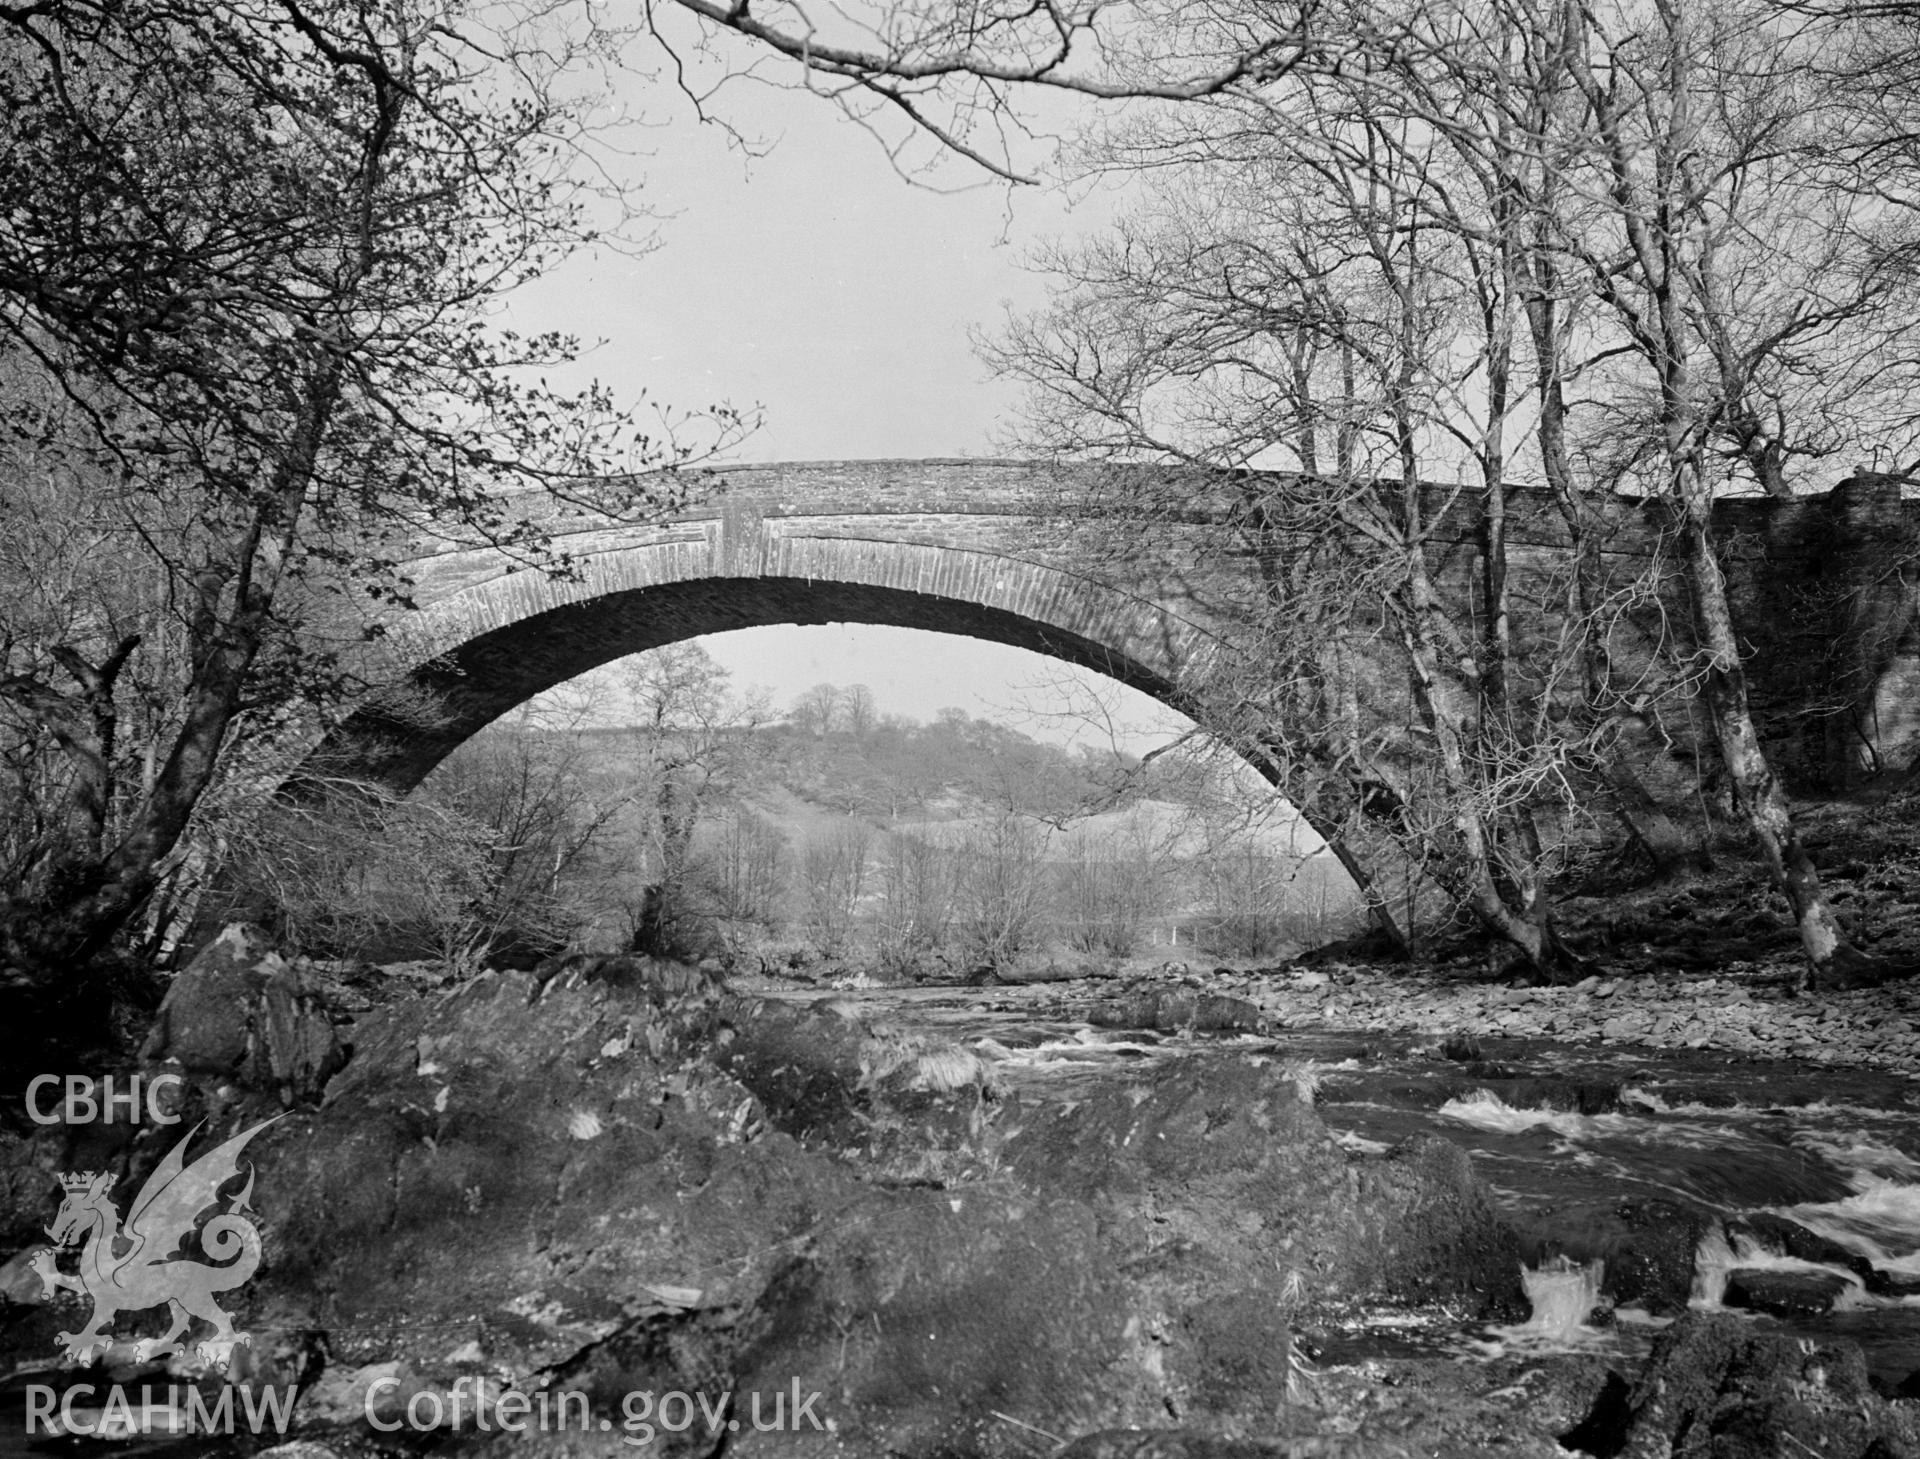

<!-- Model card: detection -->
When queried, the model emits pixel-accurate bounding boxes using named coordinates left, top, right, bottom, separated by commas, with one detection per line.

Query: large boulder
left=1511, top=1197, right=1712, bottom=1316
left=141, top=925, right=344, bottom=1105
left=1000, top=1057, right=1526, bottom=1318
left=0, top=1128, right=61, bottom=1250
left=1721, top=1268, right=1853, bottom=1318
left=722, top=1193, right=1152, bottom=1456
left=699, top=994, right=995, bottom=1151
left=1570, top=1312, right=1920, bottom=1459
left=253, top=967, right=857, bottom=1376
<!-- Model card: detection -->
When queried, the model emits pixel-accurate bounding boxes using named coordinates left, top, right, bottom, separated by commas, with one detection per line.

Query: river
left=800, top=981, right=1920, bottom=1393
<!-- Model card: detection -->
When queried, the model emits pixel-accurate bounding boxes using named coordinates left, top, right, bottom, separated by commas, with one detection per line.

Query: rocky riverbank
left=0, top=933, right=1546, bottom=1458
left=3, top=926, right=1919, bottom=1458
left=1019, top=955, right=1920, bottom=1077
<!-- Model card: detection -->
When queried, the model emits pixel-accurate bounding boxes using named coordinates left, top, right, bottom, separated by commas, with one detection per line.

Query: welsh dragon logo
left=33, top=1117, right=278, bottom=1368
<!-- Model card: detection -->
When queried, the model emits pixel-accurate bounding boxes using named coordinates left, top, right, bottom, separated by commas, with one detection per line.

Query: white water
left=1004, top=1031, right=1167, bottom=1065
left=1621, top=1089, right=1920, bottom=1123
left=1438, top=1087, right=1920, bottom=1290
left=1777, top=1178, right=1920, bottom=1279
left=1523, top=1257, right=1608, bottom=1334
left=1334, top=1129, right=1394, bottom=1156
left=1689, top=1225, right=1875, bottom=1310
left=1480, top=1257, right=1611, bottom=1352
left=1437, top=1088, right=1639, bottom=1139
left=1791, top=1134, right=1920, bottom=1184
left=860, top=997, right=1920, bottom=1397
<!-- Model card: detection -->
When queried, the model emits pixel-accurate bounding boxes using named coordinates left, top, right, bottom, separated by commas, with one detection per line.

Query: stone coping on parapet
left=395, top=458, right=1918, bottom=566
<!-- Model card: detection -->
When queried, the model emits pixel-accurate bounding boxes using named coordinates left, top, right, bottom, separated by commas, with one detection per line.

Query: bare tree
left=418, top=702, right=630, bottom=964
left=213, top=689, right=629, bottom=967
left=0, top=0, right=746, bottom=979
left=1197, top=841, right=1300, bottom=964
left=952, top=809, right=1051, bottom=967
left=799, top=816, right=874, bottom=956
left=790, top=683, right=844, bottom=737
left=841, top=684, right=880, bottom=740
left=984, top=103, right=1624, bottom=974
left=694, top=808, right=790, bottom=951
left=649, top=0, right=1331, bottom=181
left=873, top=830, right=956, bottom=975
left=1055, top=813, right=1174, bottom=958
left=867, top=716, right=939, bottom=820
left=616, top=643, right=771, bottom=955
left=1531, top=0, right=1915, bottom=980
left=971, top=0, right=1920, bottom=981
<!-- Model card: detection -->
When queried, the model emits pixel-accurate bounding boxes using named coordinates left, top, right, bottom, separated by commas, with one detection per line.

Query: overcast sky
left=506, top=58, right=1187, bottom=749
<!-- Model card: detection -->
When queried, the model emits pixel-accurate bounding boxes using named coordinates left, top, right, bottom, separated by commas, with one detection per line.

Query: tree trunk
left=1397, top=518, right=1580, bottom=979
left=639, top=765, right=702, bottom=956
left=1675, top=507, right=1875, bottom=984
left=2, top=354, right=343, bottom=982
left=1606, top=758, right=1708, bottom=879
left=1307, top=817, right=1411, bottom=957
left=1, top=639, right=252, bottom=977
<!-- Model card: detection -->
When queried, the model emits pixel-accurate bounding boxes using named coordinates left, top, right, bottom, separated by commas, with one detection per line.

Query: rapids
left=792, top=981, right=1920, bottom=1391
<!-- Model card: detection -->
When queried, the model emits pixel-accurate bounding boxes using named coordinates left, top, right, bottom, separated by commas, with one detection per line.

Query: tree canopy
left=0, top=0, right=746, bottom=977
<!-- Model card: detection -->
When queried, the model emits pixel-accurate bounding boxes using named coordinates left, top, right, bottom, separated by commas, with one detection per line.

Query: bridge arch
left=304, top=532, right=1226, bottom=793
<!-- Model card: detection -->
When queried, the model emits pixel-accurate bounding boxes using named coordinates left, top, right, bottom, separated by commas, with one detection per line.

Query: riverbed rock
left=141, top=923, right=344, bottom=1104
left=1055, top=1435, right=1327, bottom=1459
left=1585, top=1312, right=1920, bottom=1459
left=140, top=923, right=284, bottom=1072
left=219, top=971, right=1134, bottom=1451
left=0, top=1129, right=62, bottom=1249
left=1728, top=1213, right=1880, bottom=1288
left=537, top=950, right=726, bottom=1000
left=722, top=1193, right=1155, bottom=1455
left=1722, top=1267, right=1855, bottom=1317
left=1604, top=1199, right=1714, bottom=1315
left=1440, top=1032, right=1485, bottom=1061
left=703, top=994, right=993, bottom=1154
left=253, top=968, right=861, bottom=1380
left=703, top=994, right=875, bottom=1144
left=1512, top=1197, right=1709, bottom=1316
left=1460, top=1071, right=1623, bottom=1114
left=1084, top=988, right=1264, bottom=1033
left=297, top=1361, right=415, bottom=1425
left=0, top=1246, right=45, bottom=1305
left=1875, top=1272, right=1920, bottom=1300
left=1001, top=1057, right=1526, bottom=1317
left=1055, top=1350, right=1618, bottom=1459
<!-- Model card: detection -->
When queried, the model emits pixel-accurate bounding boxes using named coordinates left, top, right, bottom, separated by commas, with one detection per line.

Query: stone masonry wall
left=312, top=460, right=1920, bottom=799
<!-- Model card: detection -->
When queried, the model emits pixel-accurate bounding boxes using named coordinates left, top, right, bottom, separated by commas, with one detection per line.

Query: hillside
left=251, top=690, right=1368, bottom=975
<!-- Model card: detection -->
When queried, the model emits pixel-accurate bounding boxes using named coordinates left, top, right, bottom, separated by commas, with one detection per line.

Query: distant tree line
left=210, top=653, right=1358, bottom=972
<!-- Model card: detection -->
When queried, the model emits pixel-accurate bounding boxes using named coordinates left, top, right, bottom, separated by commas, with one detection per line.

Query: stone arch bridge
left=306, top=459, right=1920, bottom=925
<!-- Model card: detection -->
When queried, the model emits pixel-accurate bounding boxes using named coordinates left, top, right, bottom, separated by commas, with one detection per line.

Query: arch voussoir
left=306, top=523, right=1224, bottom=796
